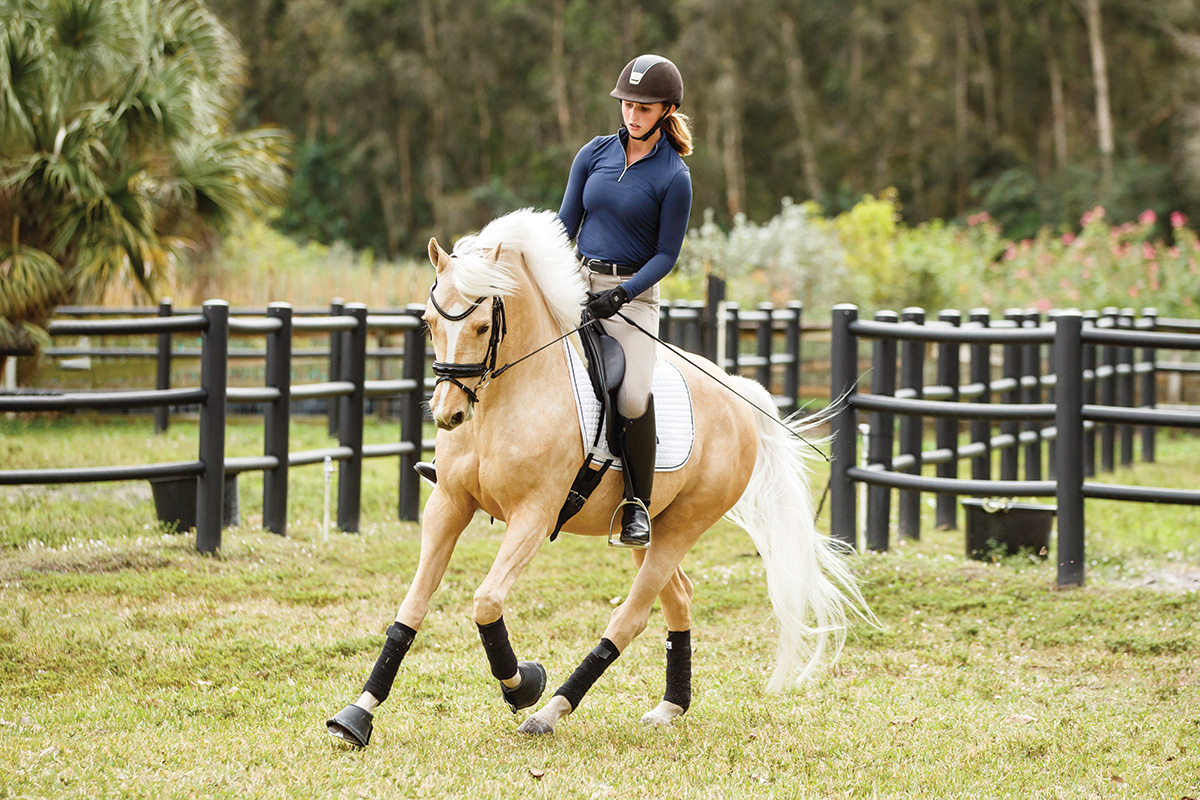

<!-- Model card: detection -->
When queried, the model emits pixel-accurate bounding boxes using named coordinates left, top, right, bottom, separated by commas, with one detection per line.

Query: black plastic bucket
left=961, top=498, right=1056, bottom=559
left=149, top=474, right=240, bottom=532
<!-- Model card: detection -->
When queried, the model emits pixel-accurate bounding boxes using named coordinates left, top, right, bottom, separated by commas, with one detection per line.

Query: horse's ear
left=487, top=242, right=503, bottom=262
left=428, top=238, right=452, bottom=273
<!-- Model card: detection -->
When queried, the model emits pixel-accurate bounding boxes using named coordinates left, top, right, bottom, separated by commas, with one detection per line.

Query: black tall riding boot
left=613, top=397, right=656, bottom=549
left=414, top=460, right=437, bottom=485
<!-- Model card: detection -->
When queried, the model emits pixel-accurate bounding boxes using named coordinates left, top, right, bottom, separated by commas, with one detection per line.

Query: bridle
left=428, top=278, right=507, bottom=405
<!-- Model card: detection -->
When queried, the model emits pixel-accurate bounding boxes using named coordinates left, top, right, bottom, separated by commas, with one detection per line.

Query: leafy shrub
left=671, top=198, right=847, bottom=307
left=674, top=193, right=1200, bottom=320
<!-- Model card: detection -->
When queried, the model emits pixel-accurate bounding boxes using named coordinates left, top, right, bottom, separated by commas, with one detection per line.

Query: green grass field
left=1, top=416, right=1198, bottom=798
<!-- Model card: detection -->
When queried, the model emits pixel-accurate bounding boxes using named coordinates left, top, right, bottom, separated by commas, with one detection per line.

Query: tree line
left=207, top=0, right=1200, bottom=256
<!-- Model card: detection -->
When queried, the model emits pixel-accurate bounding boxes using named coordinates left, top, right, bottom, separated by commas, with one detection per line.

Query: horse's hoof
left=327, top=704, right=373, bottom=747
left=516, top=713, right=555, bottom=736
left=502, top=661, right=547, bottom=713
left=640, top=701, right=686, bottom=727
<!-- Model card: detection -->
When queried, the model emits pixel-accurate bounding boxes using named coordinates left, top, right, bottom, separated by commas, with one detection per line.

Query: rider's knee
left=618, top=395, right=649, bottom=419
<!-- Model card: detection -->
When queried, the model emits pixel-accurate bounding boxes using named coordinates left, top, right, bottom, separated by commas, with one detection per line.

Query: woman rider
left=414, top=55, right=692, bottom=550
left=558, top=54, right=693, bottom=548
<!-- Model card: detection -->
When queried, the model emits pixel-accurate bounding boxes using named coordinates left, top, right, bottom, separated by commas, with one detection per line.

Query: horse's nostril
left=450, top=411, right=465, bottom=427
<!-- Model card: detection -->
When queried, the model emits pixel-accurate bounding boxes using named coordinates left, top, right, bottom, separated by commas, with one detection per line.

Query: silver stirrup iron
left=608, top=498, right=651, bottom=549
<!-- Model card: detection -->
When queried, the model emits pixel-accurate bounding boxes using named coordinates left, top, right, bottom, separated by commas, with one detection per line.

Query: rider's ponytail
left=663, top=111, right=694, bottom=157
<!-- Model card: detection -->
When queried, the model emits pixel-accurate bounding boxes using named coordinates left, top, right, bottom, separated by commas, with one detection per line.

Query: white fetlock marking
left=640, top=701, right=685, bottom=727
left=354, top=692, right=379, bottom=713
left=501, top=670, right=521, bottom=689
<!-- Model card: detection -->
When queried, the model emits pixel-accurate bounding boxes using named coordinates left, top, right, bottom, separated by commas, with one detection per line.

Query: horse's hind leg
left=517, top=508, right=708, bottom=736
left=635, top=553, right=694, bottom=727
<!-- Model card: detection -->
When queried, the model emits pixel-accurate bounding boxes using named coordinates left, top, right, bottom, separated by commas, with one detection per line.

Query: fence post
left=756, top=303, right=774, bottom=392
left=398, top=309, right=427, bottom=522
left=337, top=304, right=368, bottom=533
left=1022, top=310, right=1043, bottom=481
left=154, top=298, right=173, bottom=434
left=828, top=304, right=859, bottom=550
left=1118, top=308, right=1136, bottom=467
left=1045, top=310, right=1059, bottom=481
left=969, top=310, right=992, bottom=483
left=867, top=311, right=899, bottom=552
left=328, top=298, right=345, bottom=436
left=1082, top=310, right=1099, bottom=477
left=659, top=301, right=674, bottom=345
left=376, top=330, right=390, bottom=420
left=1140, top=307, right=1157, bottom=463
left=689, top=301, right=706, bottom=354
left=262, top=302, right=293, bottom=536
left=784, top=301, right=802, bottom=416
left=897, top=308, right=924, bottom=540
left=724, top=303, right=740, bottom=375
left=935, top=310, right=960, bottom=530
left=1000, top=309, right=1023, bottom=481
left=1053, top=311, right=1085, bottom=587
left=196, top=300, right=229, bottom=554
left=703, top=275, right=725, bottom=362
left=1100, top=307, right=1118, bottom=472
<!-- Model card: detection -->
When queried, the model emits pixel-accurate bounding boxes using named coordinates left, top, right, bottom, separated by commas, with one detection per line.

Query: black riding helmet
left=611, top=55, right=683, bottom=141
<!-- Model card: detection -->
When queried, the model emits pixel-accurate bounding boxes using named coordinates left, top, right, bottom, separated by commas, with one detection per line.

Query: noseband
left=429, top=278, right=507, bottom=405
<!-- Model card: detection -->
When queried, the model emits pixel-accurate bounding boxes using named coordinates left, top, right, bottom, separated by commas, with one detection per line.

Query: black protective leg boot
left=613, top=397, right=656, bottom=549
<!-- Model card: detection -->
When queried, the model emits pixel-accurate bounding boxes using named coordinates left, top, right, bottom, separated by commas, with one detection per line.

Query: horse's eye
left=476, top=323, right=490, bottom=336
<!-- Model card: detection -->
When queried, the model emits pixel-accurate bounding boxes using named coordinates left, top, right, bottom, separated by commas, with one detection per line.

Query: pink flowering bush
left=975, top=206, right=1200, bottom=318
left=674, top=195, right=1199, bottom=318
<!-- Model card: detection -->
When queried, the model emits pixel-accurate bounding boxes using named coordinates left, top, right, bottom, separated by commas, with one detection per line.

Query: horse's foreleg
left=472, top=510, right=552, bottom=713
left=518, top=519, right=703, bottom=736
left=326, top=489, right=474, bottom=747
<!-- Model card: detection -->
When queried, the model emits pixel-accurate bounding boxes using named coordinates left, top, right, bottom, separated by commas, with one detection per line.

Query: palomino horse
left=326, top=209, right=869, bottom=744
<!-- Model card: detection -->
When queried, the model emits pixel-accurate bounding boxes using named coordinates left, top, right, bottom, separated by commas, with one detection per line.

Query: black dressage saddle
left=549, top=316, right=625, bottom=539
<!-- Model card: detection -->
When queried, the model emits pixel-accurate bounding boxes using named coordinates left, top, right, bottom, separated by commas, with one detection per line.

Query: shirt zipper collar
left=617, top=126, right=663, bottom=182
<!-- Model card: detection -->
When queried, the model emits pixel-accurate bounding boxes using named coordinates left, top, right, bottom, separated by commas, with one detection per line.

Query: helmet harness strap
left=625, top=103, right=677, bottom=142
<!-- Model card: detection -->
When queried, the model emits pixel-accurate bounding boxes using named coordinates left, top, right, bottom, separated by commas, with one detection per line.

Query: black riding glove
left=586, top=286, right=629, bottom=320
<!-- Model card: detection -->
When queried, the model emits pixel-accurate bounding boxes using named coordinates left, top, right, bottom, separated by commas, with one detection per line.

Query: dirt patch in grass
left=18, top=548, right=175, bottom=576
left=1124, top=565, right=1200, bottom=593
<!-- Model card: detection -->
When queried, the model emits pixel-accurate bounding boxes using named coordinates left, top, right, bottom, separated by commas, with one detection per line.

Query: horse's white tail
left=722, top=375, right=873, bottom=691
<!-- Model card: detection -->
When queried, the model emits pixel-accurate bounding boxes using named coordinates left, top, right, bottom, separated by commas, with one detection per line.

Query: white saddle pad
left=565, top=341, right=694, bottom=472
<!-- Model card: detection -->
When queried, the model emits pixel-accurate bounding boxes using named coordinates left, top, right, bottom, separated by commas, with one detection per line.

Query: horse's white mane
left=451, top=209, right=587, bottom=335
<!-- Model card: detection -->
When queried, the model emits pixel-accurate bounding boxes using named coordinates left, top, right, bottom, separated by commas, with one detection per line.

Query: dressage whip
left=611, top=308, right=832, bottom=462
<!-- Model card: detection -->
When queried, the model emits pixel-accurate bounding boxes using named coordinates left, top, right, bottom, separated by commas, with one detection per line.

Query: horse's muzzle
left=431, top=388, right=474, bottom=431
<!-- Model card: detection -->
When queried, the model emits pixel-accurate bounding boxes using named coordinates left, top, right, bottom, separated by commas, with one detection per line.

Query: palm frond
left=0, top=242, right=67, bottom=320
left=0, top=12, right=46, bottom=151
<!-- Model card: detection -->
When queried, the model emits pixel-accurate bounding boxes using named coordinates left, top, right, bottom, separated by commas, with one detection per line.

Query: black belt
left=579, top=256, right=637, bottom=277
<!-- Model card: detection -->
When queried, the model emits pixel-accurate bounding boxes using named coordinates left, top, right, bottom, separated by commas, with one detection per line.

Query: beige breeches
left=580, top=264, right=660, bottom=419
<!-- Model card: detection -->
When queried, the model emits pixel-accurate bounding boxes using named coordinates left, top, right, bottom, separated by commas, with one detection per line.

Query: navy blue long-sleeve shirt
left=557, top=127, right=692, bottom=299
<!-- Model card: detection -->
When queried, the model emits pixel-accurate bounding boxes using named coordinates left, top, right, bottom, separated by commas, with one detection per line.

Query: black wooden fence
left=827, top=305, right=1200, bottom=586
left=2, top=283, right=819, bottom=553
left=1, top=301, right=429, bottom=553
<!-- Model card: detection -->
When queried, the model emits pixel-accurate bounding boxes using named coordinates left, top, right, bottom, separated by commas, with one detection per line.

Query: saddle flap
left=598, top=336, right=625, bottom=394
left=579, top=320, right=625, bottom=397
